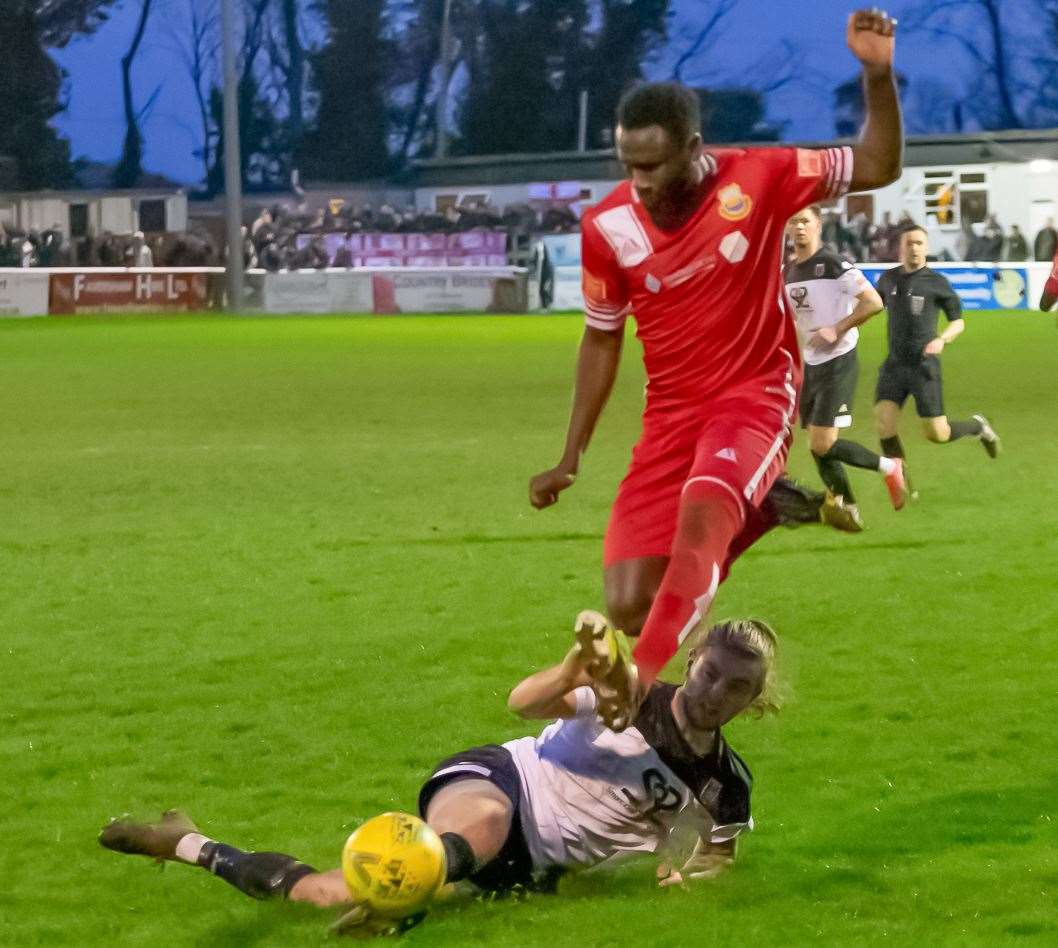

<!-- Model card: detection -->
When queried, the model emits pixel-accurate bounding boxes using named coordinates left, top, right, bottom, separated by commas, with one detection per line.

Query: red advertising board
left=49, top=271, right=210, bottom=314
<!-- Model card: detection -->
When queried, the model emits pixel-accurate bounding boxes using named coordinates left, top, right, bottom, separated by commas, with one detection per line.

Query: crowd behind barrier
left=818, top=210, right=1055, bottom=264
left=4, top=200, right=1055, bottom=270
left=0, top=198, right=579, bottom=272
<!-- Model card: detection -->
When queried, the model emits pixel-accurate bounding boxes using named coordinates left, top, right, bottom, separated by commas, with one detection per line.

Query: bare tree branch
left=671, top=0, right=736, bottom=83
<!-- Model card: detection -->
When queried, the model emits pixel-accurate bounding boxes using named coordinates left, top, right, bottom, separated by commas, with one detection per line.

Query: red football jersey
left=1046, top=248, right=1058, bottom=298
left=581, top=146, right=854, bottom=406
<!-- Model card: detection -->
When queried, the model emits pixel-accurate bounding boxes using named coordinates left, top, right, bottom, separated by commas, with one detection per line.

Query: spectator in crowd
left=848, top=211, right=871, bottom=260
left=1034, top=218, right=1057, bottom=261
left=332, top=233, right=356, bottom=268
left=37, top=228, right=67, bottom=266
left=251, top=208, right=273, bottom=239
left=869, top=211, right=895, bottom=261
left=955, top=219, right=974, bottom=260
left=242, top=226, right=257, bottom=269
left=821, top=211, right=842, bottom=252
left=126, top=231, right=154, bottom=267
left=19, top=233, right=37, bottom=268
left=258, top=236, right=285, bottom=272
left=1005, top=224, right=1029, bottom=261
left=980, top=215, right=1004, bottom=261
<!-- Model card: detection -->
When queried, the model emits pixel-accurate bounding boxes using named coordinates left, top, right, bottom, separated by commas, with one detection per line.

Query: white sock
left=878, top=457, right=897, bottom=475
left=175, top=832, right=210, bottom=865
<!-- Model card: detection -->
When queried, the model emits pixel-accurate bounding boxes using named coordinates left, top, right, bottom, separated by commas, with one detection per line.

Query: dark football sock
left=440, top=832, right=477, bottom=883
left=813, top=452, right=856, bottom=504
left=947, top=418, right=984, bottom=441
left=825, top=439, right=883, bottom=471
left=880, top=435, right=905, bottom=458
left=197, top=841, right=317, bottom=900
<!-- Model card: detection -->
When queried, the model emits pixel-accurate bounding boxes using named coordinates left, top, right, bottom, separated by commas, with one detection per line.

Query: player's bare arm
left=812, top=285, right=884, bottom=346
left=530, top=325, right=624, bottom=509
left=831, top=285, right=885, bottom=341
left=507, top=642, right=592, bottom=719
left=924, top=317, right=965, bottom=355
left=846, top=8, right=903, bottom=191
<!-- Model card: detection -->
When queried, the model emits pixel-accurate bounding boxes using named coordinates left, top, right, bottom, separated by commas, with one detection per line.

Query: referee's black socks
left=947, top=418, right=984, bottom=441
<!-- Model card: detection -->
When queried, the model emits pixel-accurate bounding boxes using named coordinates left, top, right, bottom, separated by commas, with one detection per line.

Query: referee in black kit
left=874, top=224, right=1001, bottom=483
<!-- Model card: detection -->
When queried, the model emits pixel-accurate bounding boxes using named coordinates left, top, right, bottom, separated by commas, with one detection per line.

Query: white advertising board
left=0, top=270, right=50, bottom=317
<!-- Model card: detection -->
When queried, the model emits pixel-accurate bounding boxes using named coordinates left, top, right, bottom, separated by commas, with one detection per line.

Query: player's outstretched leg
left=817, top=439, right=908, bottom=512
left=587, top=485, right=745, bottom=732
left=630, top=483, right=743, bottom=696
left=973, top=414, right=1001, bottom=458
left=923, top=415, right=1001, bottom=458
left=761, top=476, right=864, bottom=532
left=100, top=810, right=324, bottom=902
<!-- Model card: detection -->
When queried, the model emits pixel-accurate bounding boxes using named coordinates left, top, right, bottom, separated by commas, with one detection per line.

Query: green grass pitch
left=2, top=309, right=1058, bottom=946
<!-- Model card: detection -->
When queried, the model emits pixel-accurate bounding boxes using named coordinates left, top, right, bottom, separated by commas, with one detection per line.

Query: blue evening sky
left=49, top=1, right=1018, bottom=185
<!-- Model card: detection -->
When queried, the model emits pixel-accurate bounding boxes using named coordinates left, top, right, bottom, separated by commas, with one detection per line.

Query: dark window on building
left=960, top=189, right=988, bottom=225
left=138, top=199, right=166, bottom=232
left=69, top=203, right=89, bottom=238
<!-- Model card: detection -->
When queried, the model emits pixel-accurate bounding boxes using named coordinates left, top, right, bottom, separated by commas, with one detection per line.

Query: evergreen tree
left=0, top=3, right=76, bottom=188
left=299, top=0, right=391, bottom=179
left=459, top=0, right=591, bottom=155
left=583, top=0, right=669, bottom=148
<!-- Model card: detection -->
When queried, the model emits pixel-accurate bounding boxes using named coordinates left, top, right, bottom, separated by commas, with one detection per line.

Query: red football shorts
left=603, top=363, right=799, bottom=567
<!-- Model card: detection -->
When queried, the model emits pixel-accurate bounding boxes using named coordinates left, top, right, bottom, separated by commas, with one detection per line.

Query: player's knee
left=809, top=428, right=838, bottom=456
left=607, top=587, right=654, bottom=637
left=676, top=485, right=741, bottom=547
left=923, top=419, right=949, bottom=443
left=475, top=795, right=513, bottom=840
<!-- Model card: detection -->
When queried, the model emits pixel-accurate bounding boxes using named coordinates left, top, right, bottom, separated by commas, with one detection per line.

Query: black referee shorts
left=418, top=744, right=552, bottom=894
left=874, top=356, right=945, bottom=418
left=799, top=349, right=858, bottom=429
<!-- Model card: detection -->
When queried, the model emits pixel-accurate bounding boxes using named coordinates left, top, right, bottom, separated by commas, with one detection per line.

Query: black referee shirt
left=876, top=265, right=962, bottom=364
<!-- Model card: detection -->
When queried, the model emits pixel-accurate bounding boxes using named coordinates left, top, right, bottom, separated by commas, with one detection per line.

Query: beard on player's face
left=617, top=125, right=701, bottom=217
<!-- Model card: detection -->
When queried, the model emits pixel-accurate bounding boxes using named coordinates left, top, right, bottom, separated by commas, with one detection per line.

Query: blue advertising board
left=859, top=264, right=1029, bottom=310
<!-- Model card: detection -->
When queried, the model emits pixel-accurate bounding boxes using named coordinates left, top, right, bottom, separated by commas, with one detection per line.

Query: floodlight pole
left=577, top=90, right=588, bottom=152
left=222, top=0, right=244, bottom=310
left=434, top=0, right=454, bottom=159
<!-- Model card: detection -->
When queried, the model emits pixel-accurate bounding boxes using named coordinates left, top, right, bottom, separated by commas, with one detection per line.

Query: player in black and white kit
left=785, top=206, right=909, bottom=528
left=874, top=225, right=1001, bottom=474
left=99, top=614, right=776, bottom=933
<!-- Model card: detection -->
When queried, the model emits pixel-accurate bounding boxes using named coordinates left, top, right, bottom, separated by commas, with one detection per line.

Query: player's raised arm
left=507, top=638, right=593, bottom=719
left=846, top=8, right=903, bottom=191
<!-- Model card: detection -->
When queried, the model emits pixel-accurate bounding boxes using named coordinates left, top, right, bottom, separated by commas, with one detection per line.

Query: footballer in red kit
left=530, top=8, right=905, bottom=730
left=581, top=144, right=853, bottom=568
left=1039, top=247, right=1058, bottom=312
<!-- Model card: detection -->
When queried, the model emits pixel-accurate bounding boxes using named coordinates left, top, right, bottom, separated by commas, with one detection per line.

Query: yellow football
left=341, top=812, right=447, bottom=917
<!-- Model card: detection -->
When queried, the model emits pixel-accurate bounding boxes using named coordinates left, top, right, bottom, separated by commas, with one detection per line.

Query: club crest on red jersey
left=717, top=184, right=753, bottom=221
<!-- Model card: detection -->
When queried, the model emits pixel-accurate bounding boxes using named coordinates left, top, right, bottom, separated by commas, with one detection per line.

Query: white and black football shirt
left=783, top=249, right=872, bottom=365
left=503, top=684, right=753, bottom=872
